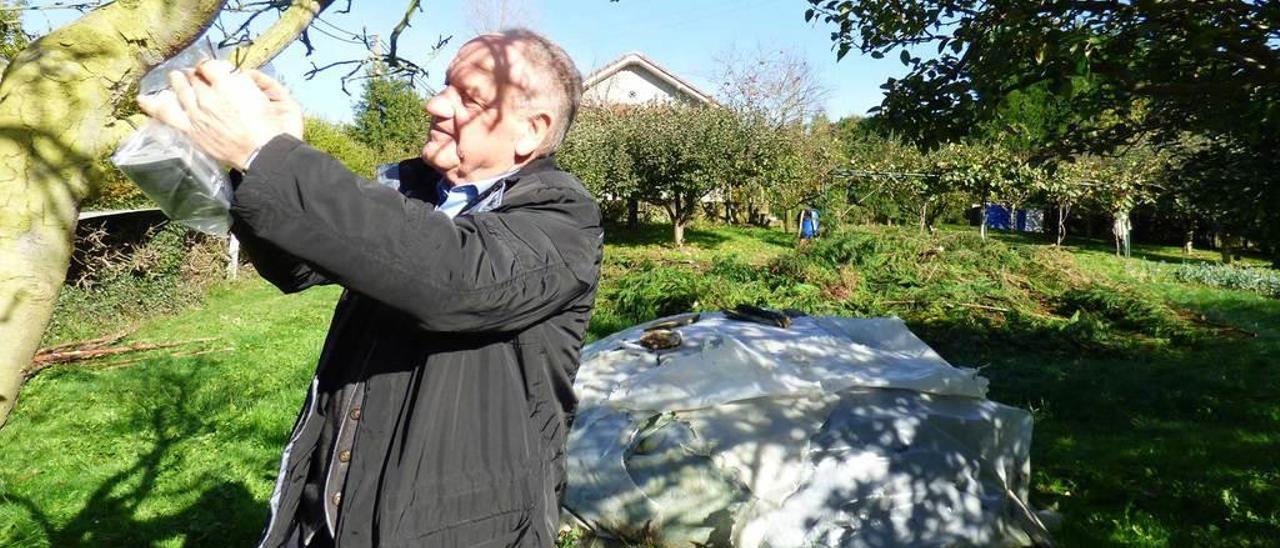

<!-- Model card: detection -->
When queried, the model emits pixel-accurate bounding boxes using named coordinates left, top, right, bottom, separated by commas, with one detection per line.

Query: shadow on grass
left=8, top=361, right=267, bottom=547
left=913, top=294, right=1280, bottom=545
left=979, top=227, right=1269, bottom=267
left=603, top=223, right=733, bottom=249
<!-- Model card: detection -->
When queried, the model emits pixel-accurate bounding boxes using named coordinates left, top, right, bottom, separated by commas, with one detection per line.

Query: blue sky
left=27, top=1, right=916, bottom=123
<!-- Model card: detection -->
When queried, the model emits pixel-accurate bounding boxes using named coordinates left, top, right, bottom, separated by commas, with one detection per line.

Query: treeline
left=89, top=66, right=1276, bottom=267
left=557, top=103, right=839, bottom=246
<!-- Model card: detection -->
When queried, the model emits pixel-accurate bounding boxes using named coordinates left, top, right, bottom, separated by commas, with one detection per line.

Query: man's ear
left=515, top=110, right=553, bottom=157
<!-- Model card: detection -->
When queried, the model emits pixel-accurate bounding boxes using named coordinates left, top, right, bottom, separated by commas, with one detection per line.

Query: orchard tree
left=627, top=104, right=741, bottom=246
left=804, top=0, right=1279, bottom=260
left=845, top=135, right=947, bottom=231
left=0, top=0, right=442, bottom=426
left=935, top=143, right=1016, bottom=240
left=556, top=105, right=640, bottom=225
left=1041, top=160, right=1092, bottom=246
left=1072, top=152, right=1162, bottom=257
left=764, top=117, right=841, bottom=231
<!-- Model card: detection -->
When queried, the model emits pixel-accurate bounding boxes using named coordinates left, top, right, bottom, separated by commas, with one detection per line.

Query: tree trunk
left=0, top=0, right=328, bottom=427
left=1183, top=229, right=1194, bottom=256
left=669, top=194, right=684, bottom=246
left=979, top=203, right=988, bottom=240
left=1055, top=203, right=1070, bottom=246
left=1221, top=233, right=1237, bottom=264
left=627, top=196, right=638, bottom=229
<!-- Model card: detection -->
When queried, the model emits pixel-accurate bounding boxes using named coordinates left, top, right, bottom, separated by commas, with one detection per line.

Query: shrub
left=42, top=222, right=224, bottom=347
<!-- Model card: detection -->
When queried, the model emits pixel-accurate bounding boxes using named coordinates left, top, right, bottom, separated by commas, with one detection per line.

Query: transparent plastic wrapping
left=112, top=37, right=274, bottom=236
left=565, top=314, right=1045, bottom=547
left=112, top=120, right=232, bottom=235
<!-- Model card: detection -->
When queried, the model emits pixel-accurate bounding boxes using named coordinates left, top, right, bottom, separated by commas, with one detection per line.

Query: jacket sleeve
left=227, top=171, right=331, bottom=294
left=229, top=217, right=332, bottom=293
left=229, top=135, right=601, bottom=333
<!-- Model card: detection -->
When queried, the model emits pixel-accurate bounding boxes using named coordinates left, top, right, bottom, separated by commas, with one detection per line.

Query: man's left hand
left=137, top=60, right=292, bottom=171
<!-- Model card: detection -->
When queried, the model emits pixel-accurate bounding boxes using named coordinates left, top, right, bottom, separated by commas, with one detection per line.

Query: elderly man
left=139, top=29, right=601, bottom=547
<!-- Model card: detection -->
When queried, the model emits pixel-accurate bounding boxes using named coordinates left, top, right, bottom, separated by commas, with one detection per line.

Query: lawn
left=0, top=223, right=1276, bottom=546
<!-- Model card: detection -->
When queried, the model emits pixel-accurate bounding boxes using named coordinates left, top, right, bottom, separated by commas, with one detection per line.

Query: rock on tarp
left=564, top=313, right=1042, bottom=547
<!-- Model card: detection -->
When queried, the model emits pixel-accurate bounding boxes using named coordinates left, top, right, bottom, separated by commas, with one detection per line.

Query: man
left=138, top=29, right=602, bottom=547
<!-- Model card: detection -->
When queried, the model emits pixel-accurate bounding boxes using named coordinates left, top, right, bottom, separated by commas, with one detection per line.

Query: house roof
left=583, top=52, right=718, bottom=106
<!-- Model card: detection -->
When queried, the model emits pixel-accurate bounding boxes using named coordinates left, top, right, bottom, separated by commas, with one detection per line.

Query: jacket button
left=349, top=407, right=361, bottom=420
left=332, top=492, right=342, bottom=506
left=338, top=450, right=351, bottom=463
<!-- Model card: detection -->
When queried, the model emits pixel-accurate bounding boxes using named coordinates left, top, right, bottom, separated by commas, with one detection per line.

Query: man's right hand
left=137, top=63, right=304, bottom=168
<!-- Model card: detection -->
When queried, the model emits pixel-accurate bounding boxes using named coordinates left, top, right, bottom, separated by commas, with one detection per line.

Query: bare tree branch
left=229, top=0, right=335, bottom=70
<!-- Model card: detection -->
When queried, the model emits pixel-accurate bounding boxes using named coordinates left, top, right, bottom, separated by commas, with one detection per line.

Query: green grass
left=0, top=280, right=342, bottom=547
left=955, top=245, right=1280, bottom=546
left=2, top=223, right=1277, bottom=546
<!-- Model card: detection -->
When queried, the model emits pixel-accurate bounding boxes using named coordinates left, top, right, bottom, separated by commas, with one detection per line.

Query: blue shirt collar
left=435, top=168, right=519, bottom=218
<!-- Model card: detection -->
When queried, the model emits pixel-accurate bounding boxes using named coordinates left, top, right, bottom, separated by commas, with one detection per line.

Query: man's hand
left=137, top=60, right=303, bottom=171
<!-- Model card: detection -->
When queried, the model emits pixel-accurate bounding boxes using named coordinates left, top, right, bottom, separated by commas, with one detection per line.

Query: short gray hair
left=495, top=28, right=582, bottom=155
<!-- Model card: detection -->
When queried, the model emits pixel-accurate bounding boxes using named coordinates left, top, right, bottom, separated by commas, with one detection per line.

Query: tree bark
left=1055, top=203, right=1071, bottom=246
left=979, top=203, right=988, bottom=240
left=0, top=0, right=330, bottom=427
left=671, top=193, right=685, bottom=246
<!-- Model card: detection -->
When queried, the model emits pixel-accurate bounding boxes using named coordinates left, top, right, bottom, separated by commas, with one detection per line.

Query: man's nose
left=425, top=93, right=454, bottom=119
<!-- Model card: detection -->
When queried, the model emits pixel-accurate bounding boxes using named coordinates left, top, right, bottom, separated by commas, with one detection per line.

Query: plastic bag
left=112, top=120, right=233, bottom=235
left=111, top=37, right=239, bottom=235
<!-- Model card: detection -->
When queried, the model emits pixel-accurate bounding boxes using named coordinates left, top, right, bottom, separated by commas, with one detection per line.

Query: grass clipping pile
left=597, top=227, right=1224, bottom=355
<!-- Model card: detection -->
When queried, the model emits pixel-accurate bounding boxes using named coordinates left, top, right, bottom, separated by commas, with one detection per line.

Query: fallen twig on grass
left=25, top=337, right=218, bottom=380
left=1188, top=314, right=1258, bottom=338
left=97, top=347, right=234, bottom=371
left=34, top=330, right=130, bottom=355
left=953, top=303, right=1012, bottom=313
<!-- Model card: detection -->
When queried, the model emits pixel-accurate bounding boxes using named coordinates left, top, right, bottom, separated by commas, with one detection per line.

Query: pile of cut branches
left=27, top=331, right=222, bottom=380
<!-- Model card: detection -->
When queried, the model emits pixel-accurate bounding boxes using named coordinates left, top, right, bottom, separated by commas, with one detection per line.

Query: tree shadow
left=912, top=294, right=1280, bottom=545
left=6, top=360, right=268, bottom=547
left=981, top=228, right=1267, bottom=267
left=603, top=223, right=732, bottom=250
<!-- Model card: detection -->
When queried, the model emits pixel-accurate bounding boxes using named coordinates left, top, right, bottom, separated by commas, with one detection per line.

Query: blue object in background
left=982, top=205, right=1043, bottom=233
left=800, top=209, right=819, bottom=239
left=985, top=204, right=1012, bottom=230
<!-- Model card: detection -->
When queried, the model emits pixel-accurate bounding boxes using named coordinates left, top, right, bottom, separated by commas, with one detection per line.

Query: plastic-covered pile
left=564, top=313, right=1044, bottom=547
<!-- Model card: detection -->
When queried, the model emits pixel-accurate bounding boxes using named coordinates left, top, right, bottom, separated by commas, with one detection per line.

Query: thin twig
left=34, top=330, right=130, bottom=355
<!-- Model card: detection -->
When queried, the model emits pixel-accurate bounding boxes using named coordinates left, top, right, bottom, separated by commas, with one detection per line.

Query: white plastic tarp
left=564, top=314, right=1040, bottom=547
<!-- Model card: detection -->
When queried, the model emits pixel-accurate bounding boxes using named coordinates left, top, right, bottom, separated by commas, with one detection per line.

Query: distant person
left=799, top=207, right=820, bottom=243
left=139, top=29, right=601, bottom=547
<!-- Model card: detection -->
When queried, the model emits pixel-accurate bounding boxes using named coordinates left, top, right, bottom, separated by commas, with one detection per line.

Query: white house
left=582, top=52, right=716, bottom=106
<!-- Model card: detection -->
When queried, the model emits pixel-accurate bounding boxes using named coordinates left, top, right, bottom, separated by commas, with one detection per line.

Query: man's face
left=422, top=37, right=534, bottom=183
